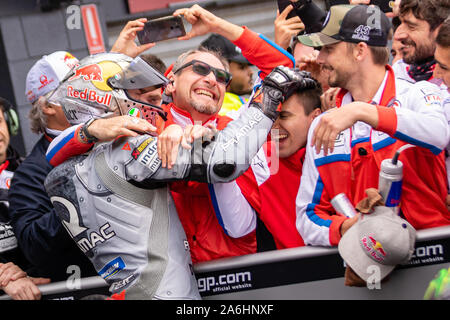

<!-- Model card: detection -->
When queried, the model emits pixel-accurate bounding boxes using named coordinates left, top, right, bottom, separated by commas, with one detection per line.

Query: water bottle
left=378, top=158, right=403, bottom=214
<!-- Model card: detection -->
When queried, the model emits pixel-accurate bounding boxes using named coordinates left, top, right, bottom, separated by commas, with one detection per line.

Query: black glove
left=281, top=69, right=320, bottom=101
left=250, top=66, right=318, bottom=121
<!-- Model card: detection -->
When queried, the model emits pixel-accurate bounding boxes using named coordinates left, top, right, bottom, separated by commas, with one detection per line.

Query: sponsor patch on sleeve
left=334, top=132, right=345, bottom=148
left=99, top=256, right=125, bottom=279
left=133, top=137, right=161, bottom=173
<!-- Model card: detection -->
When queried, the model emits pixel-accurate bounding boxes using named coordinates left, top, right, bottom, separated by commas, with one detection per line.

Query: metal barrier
left=194, top=225, right=450, bottom=299
left=1, top=225, right=449, bottom=300
left=0, top=276, right=109, bottom=300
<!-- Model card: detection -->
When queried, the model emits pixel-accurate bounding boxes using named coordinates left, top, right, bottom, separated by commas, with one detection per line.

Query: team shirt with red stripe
left=296, top=65, right=450, bottom=247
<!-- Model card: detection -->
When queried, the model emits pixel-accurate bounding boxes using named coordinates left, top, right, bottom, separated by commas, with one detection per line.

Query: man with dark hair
left=393, top=0, right=450, bottom=209
left=254, top=82, right=322, bottom=250
left=294, top=4, right=449, bottom=249
left=393, top=0, right=450, bottom=82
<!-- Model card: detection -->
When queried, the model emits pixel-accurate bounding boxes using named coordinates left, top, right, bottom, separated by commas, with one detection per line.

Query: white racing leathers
left=44, top=106, right=272, bottom=300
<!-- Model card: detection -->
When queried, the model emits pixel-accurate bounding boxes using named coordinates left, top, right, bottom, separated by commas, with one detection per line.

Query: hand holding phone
left=277, top=0, right=297, bottom=19
left=137, top=15, right=187, bottom=44
left=111, top=18, right=156, bottom=58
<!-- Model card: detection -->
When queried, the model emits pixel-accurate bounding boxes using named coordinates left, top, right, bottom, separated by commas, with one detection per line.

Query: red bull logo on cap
left=64, top=52, right=75, bottom=62
left=69, top=63, right=103, bottom=82
left=63, top=53, right=79, bottom=69
left=361, top=235, right=386, bottom=262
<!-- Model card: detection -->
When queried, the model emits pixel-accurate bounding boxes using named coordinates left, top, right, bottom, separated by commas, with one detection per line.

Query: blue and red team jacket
left=296, top=64, right=450, bottom=247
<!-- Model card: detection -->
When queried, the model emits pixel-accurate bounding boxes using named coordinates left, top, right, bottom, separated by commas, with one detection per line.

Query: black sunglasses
left=173, top=60, right=232, bottom=85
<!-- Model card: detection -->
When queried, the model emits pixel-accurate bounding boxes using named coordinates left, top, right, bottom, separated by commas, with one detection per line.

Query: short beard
left=328, top=70, right=350, bottom=90
left=190, top=100, right=220, bottom=115
left=402, top=41, right=436, bottom=65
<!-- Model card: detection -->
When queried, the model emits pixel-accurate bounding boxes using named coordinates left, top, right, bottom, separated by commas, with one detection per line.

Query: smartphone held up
left=277, top=0, right=298, bottom=19
left=137, top=15, right=187, bottom=44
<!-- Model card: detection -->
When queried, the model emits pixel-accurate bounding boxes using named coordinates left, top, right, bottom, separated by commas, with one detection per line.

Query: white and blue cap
left=25, top=51, right=79, bottom=103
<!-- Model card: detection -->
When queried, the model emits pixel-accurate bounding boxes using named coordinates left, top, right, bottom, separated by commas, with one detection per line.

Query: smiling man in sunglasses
left=158, top=46, right=262, bottom=263
left=167, top=53, right=231, bottom=120
left=159, top=2, right=313, bottom=262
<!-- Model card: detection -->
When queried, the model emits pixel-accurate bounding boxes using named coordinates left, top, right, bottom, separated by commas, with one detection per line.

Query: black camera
left=291, top=0, right=328, bottom=34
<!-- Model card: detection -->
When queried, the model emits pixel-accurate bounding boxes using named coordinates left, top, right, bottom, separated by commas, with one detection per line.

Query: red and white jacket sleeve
left=376, top=80, right=449, bottom=154
left=233, top=27, right=295, bottom=79
left=295, top=116, right=350, bottom=247
left=209, top=27, right=296, bottom=238
left=46, top=124, right=94, bottom=167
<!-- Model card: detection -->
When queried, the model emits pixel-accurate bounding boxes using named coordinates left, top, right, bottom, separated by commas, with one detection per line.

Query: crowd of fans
left=0, top=0, right=449, bottom=300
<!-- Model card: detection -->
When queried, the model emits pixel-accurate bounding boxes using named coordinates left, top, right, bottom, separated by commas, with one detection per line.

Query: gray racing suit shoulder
left=121, top=106, right=275, bottom=185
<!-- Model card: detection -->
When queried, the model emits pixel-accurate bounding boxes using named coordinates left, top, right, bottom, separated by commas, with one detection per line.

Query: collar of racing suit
left=163, top=102, right=220, bottom=129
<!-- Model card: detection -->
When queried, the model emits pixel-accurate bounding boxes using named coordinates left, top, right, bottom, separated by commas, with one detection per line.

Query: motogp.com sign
left=197, top=271, right=252, bottom=294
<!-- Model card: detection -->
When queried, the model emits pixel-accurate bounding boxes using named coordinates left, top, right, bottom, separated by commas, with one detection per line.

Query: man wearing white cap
left=8, top=51, right=98, bottom=282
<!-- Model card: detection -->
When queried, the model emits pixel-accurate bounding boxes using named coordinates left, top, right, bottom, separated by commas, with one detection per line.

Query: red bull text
left=67, top=85, right=112, bottom=106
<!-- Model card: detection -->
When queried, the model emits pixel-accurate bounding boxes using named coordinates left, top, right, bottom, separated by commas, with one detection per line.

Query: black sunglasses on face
left=173, top=60, right=232, bottom=85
